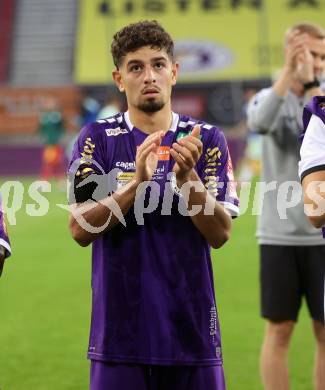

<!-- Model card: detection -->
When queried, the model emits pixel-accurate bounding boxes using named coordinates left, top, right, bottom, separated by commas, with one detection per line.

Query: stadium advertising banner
left=75, top=0, right=325, bottom=83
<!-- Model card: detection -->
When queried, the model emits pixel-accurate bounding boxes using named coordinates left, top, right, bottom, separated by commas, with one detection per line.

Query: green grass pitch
left=0, top=179, right=316, bottom=389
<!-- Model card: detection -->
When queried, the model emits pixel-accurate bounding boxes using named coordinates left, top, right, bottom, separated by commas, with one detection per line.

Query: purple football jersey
left=69, top=112, right=239, bottom=366
left=0, top=194, right=11, bottom=258
left=301, top=96, right=325, bottom=238
left=302, top=96, right=325, bottom=139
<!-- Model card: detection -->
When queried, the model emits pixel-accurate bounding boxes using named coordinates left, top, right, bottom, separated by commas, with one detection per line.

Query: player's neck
left=128, top=104, right=173, bottom=134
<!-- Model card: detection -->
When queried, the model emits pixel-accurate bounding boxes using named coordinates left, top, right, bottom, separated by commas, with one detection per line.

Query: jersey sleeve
left=299, top=114, right=325, bottom=181
left=0, top=195, right=11, bottom=259
left=201, top=127, right=239, bottom=217
left=68, top=123, right=108, bottom=204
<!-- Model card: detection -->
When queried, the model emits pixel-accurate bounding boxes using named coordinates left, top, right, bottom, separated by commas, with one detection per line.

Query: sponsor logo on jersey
left=157, top=146, right=170, bottom=161
left=80, top=138, right=95, bottom=163
left=117, top=171, right=135, bottom=189
left=105, top=127, right=128, bottom=137
left=204, top=147, right=222, bottom=197
left=115, top=161, right=136, bottom=170
left=209, top=305, right=217, bottom=340
left=77, top=137, right=96, bottom=178
left=152, top=165, right=166, bottom=181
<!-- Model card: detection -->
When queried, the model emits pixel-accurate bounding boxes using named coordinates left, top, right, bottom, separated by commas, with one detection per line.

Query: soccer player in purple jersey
left=68, top=20, right=239, bottom=390
left=0, top=194, right=11, bottom=277
left=299, top=96, right=325, bottom=326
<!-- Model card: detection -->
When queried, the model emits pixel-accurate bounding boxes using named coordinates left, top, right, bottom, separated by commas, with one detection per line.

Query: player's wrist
left=282, top=65, right=295, bottom=81
left=175, top=169, right=198, bottom=187
left=273, top=67, right=293, bottom=97
left=129, top=178, right=142, bottom=193
left=175, top=176, right=189, bottom=189
left=133, top=170, right=151, bottom=187
left=303, top=77, right=320, bottom=92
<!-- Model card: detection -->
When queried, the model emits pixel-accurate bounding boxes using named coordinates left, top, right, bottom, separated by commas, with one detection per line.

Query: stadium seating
left=10, top=0, right=78, bottom=85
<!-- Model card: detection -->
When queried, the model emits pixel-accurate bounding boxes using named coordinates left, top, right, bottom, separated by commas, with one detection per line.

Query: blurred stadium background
left=0, top=1, right=323, bottom=389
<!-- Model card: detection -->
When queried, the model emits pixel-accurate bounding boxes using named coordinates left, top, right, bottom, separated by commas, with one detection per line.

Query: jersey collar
left=124, top=111, right=179, bottom=133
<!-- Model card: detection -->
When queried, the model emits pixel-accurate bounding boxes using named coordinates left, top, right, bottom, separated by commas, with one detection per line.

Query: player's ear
left=171, top=62, right=179, bottom=86
left=112, top=69, right=125, bottom=92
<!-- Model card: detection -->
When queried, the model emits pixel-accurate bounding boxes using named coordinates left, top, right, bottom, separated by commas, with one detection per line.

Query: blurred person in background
left=96, top=94, right=122, bottom=120
left=247, top=22, right=325, bottom=390
left=0, top=193, right=11, bottom=277
left=38, top=97, right=66, bottom=185
left=81, top=94, right=101, bottom=127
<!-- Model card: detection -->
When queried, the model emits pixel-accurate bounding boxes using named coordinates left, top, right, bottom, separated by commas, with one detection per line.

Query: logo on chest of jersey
left=177, top=131, right=190, bottom=141
left=115, top=161, right=136, bottom=171
left=134, top=145, right=170, bottom=161
left=105, top=127, right=128, bottom=137
left=157, top=146, right=170, bottom=161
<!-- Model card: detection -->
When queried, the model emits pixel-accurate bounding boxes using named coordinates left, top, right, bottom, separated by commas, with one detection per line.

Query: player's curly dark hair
left=111, top=20, right=174, bottom=68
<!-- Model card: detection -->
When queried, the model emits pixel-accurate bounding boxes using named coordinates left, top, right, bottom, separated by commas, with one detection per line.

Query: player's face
left=113, top=46, right=178, bottom=113
left=306, top=35, right=325, bottom=78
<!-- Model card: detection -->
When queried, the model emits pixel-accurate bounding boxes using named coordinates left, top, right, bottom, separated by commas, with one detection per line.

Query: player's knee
left=313, top=320, right=325, bottom=345
left=267, top=321, right=294, bottom=348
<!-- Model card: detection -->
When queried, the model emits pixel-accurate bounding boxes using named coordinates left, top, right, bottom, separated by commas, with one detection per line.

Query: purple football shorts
left=90, top=360, right=226, bottom=390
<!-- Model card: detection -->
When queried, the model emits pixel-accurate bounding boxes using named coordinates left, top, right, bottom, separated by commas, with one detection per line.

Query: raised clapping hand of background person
left=284, top=29, right=314, bottom=82
left=170, top=124, right=203, bottom=185
left=274, top=29, right=319, bottom=97
left=294, top=38, right=315, bottom=84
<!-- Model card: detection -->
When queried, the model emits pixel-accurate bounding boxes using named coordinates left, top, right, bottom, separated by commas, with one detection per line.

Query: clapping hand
left=171, top=125, right=203, bottom=184
left=135, top=131, right=165, bottom=183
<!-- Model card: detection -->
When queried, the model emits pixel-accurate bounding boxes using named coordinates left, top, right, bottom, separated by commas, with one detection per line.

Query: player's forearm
left=177, top=172, right=232, bottom=249
left=191, top=195, right=231, bottom=249
left=69, top=179, right=139, bottom=246
left=302, top=174, right=325, bottom=229
left=273, top=67, right=292, bottom=98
